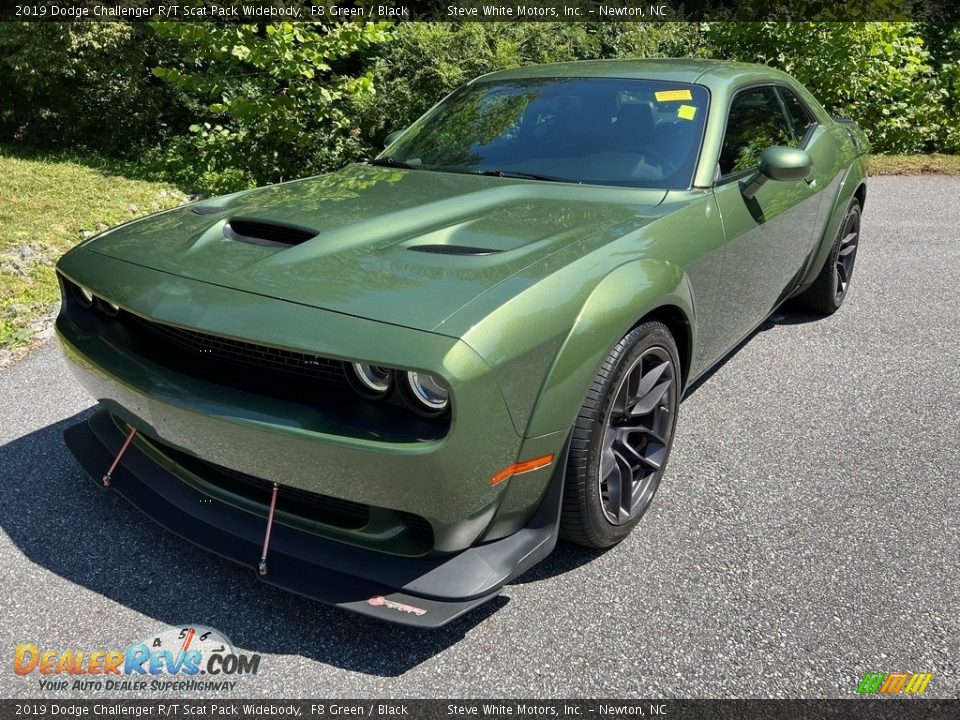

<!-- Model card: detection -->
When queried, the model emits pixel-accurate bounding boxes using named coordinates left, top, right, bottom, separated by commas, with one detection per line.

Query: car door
left=710, top=84, right=824, bottom=351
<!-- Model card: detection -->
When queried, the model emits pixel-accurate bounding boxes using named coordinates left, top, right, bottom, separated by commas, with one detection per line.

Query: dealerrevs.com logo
left=13, top=625, right=261, bottom=692
left=856, top=672, right=933, bottom=695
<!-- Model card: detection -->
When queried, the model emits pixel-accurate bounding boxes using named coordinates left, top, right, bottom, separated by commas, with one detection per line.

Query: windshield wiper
left=367, top=161, right=578, bottom=183
left=367, top=157, right=417, bottom=169
left=479, top=169, right=580, bottom=184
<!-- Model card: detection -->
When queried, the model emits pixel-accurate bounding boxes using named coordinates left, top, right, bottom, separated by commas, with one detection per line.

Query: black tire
left=560, top=321, right=681, bottom=549
left=798, top=198, right=862, bottom=314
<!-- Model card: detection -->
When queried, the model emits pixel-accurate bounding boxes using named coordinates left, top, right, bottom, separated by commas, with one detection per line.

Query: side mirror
left=741, top=147, right=813, bottom=199
left=384, top=129, right=406, bottom=148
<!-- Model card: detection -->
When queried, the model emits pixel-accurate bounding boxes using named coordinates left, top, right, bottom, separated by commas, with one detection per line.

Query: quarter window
left=718, top=86, right=795, bottom=177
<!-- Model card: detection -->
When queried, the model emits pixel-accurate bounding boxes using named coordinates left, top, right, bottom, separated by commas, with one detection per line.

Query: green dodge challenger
left=57, top=60, right=868, bottom=626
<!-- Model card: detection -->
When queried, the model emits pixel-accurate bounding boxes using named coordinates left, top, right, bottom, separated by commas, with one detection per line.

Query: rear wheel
left=560, top=321, right=681, bottom=549
left=798, top=198, right=861, bottom=314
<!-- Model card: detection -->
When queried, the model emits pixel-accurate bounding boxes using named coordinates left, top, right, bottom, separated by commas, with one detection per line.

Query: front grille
left=130, top=315, right=349, bottom=388
left=202, top=460, right=435, bottom=545
left=149, top=436, right=369, bottom=529
left=151, top=435, right=433, bottom=544
left=59, top=273, right=451, bottom=441
left=399, top=512, right=433, bottom=535
left=206, top=461, right=371, bottom=529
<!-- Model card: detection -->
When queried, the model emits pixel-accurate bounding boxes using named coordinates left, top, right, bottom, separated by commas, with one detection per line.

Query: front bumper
left=56, top=249, right=565, bottom=553
left=66, top=409, right=566, bottom=627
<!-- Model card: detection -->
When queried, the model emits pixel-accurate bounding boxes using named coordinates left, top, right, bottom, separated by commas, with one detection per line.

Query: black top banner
left=4, top=0, right=960, bottom=22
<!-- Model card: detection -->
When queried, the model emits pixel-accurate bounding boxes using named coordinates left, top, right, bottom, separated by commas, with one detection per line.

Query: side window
left=778, top=87, right=815, bottom=143
left=718, top=86, right=794, bottom=177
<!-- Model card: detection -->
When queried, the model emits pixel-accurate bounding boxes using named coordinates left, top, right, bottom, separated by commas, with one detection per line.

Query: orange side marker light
left=489, top=453, right=555, bottom=486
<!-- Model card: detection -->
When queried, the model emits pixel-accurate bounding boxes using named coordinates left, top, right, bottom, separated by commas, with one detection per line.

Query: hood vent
left=224, top=219, right=316, bottom=248
left=192, top=205, right=227, bottom=215
left=409, top=244, right=500, bottom=256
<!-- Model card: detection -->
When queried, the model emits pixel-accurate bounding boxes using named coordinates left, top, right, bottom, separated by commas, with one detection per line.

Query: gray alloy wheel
left=833, top=204, right=861, bottom=303
left=560, top=321, right=681, bottom=548
left=798, top=198, right=862, bottom=315
left=597, top=346, right=676, bottom=525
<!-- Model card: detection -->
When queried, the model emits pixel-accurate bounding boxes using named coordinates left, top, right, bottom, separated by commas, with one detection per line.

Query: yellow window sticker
left=654, top=89, right=693, bottom=102
left=677, top=104, right=697, bottom=121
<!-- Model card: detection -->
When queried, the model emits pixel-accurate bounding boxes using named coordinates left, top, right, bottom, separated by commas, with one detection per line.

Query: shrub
left=358, top=23, right=703, bottom=146
left=703, top=22, right=949, bottom=154
left=2, top=20, right=956, bottom=189
left=149, top=22, right=391, bottom=193
left=0, top=23, right=194, bottom=154
left=920, top=22, right=960, bottom=151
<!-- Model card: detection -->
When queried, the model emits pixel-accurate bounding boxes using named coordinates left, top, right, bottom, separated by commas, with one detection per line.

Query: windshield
left=379, top=77, right=709, bottom=189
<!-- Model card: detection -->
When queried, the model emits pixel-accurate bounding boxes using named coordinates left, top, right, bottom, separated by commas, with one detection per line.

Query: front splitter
left=64, top=408, right=565, bottom=628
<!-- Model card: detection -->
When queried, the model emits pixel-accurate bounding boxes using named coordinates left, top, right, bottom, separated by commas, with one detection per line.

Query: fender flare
left=524, top=259, right=695, bottom=438
left=799, top=157, right=867, bottom=288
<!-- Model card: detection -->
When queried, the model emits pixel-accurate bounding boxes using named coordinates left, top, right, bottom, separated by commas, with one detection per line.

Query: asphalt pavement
left=1, top=176, right=958, bottom=699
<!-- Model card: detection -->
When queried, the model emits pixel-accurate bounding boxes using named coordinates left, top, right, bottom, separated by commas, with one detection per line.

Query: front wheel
left=560, top=321, right=681, bottom=549
left=797, top=198, right=861, bottom=314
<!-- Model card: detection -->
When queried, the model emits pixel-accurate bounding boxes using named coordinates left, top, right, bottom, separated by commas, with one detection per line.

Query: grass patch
left=867, top=153, right=960, bottom=176
left=0, top=147, right=187, bottom=355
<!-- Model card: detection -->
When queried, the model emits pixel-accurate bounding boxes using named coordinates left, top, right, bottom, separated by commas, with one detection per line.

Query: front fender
left=475, top=259, right=694, bottom=542
left=524, top=259, right=695, bottom=439
left=798, top=156, right=867, bottom=289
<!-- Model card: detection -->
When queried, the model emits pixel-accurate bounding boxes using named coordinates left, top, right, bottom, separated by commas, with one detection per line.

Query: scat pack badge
left=367, top=595, right=427, bottom=617
left=13, top=625, right=261, bottom=692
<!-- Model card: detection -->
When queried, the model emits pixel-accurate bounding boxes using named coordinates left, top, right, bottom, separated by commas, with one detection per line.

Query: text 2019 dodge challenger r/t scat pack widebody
left=57, top=60, right=868, bottom=626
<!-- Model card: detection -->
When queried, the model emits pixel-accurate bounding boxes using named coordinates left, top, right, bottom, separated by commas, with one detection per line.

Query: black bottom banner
left=2, top=700, right=959, bottom=720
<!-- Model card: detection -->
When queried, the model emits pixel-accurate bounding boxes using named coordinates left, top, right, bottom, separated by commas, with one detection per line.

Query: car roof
left=473, top=59, right=796, bottom=90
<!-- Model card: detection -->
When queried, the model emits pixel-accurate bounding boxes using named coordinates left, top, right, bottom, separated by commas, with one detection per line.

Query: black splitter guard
left=64, top=408, right=567, bottom=628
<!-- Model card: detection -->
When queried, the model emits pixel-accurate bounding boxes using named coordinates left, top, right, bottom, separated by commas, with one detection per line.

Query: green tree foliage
left=919, top=22, right=960, bottom=150
left=148, top=22, right=391, bottom=193
left=704, top=22, right=949, bottom=153
left=1, top=21, right=957, bottom=194
left=0, top=23, right=193, bottom=153
left=358, top=23, right=701, bottom=144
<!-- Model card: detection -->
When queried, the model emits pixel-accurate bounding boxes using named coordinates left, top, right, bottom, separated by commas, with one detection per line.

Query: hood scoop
left=192, top=205, right=228, bottom=215
left=409, top=244, right=500, bottom=256
left=224, top=219, right=317, bottom=248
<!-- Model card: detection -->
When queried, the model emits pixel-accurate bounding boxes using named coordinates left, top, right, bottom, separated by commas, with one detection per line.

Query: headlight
left=349, top=363, right=392, bottom=397
left=405, top=371, right=450, bottom=412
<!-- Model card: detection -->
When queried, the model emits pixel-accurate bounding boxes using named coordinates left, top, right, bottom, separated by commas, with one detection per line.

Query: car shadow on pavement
left=683, top=307, right=823, bottom=399
left=511, top=540, right=608, bottom=583
left=0, top=412, right=506, bottom=677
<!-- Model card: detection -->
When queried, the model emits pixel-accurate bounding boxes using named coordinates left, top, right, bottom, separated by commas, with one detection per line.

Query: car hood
left=85, top=164, right=666, bottom=332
